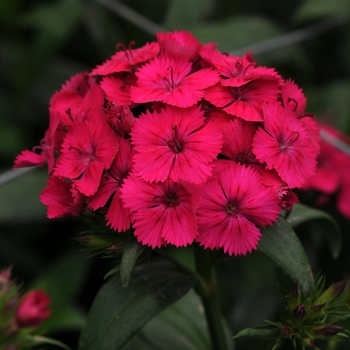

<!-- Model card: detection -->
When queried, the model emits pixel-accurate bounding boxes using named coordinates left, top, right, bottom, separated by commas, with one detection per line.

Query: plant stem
left=194, top=245, right=230, bottom=350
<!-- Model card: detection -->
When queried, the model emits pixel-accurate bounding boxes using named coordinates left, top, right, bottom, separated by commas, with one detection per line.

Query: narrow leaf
left=287, top=203, right=342, bottom=259
left=79, top=261, right=196, bottom=350
left=26, top=335, right=72, bottom=350
left=233, top=325, right=280, bottom=340
left=258, top=216, right=314, bottom=297
left=120, top=232, right=146, bottom=287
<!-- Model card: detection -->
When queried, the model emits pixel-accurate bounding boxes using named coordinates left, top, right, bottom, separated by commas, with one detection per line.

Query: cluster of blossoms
left=14, top=30, right=320, bottom=256
left=0, top=267, right=51, bottom=349
left=301, top=124, right=350, bottom=219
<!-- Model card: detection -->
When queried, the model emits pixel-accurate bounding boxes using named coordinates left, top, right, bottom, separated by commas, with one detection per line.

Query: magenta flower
left=130, top=55, right=219, bottom=108
left=196, top=162, right=280, bottom=256
left=88, top=137, right=135, bottom=231
left=90, top=41, right=160, bottom=76
left=54, top=111, right=119, bottom=196
left=131, top=105, right=223, bottom=184
left=156, top=30, right=202, bottom=61
left=121, top=173, right=198, bottom=248
left=204, top=78, right=280, bottom=122
left=252, top=102, right=318, bottom=188
left=15, top=290, right=51, bottom=328
left=40, top=176, right=85, bottom=218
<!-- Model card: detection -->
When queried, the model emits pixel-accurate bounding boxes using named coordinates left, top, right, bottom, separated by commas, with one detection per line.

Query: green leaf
left=258, top=216, right=314, bottom=297
left=123, top=289, right=211, bottom=350
left=287, top=203, right=342, bottom=259
left=163, top=0, right=214, bottom=30
left=120, top=232, right=146, bottom=287
left=233, top=324, right=280, bottom=340
left=294, top=0, right=350, bottom=22
left=0, top=167, right=47, bottom=223
left=79, top=261, right=197, bottom=350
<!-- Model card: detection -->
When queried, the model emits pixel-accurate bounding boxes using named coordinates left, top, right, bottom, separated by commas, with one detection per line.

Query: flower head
left=15, top=290, right=51, bottom=328
left=131, top=105, right=223, bottom=184
left=196, top=163, right=280, bottom=256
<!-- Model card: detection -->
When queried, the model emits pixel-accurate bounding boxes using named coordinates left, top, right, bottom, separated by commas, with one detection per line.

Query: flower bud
left=312, top=325, right=344, bottom=337
left=288, top=283, right=301, bottom=311
left=15, top=289, right=51, bottom=328
left=280, top=326, right=292, bottom=338
left=292, top=303, right=306, bottom=318
left=316, top=278, right=349, bottom=305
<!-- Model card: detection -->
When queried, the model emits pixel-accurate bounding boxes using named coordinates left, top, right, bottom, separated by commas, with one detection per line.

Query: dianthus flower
left=121, top=173, right=198, bottom=248
left=90, top=41, right=160, bottom=76
left=131, top=105, right=223, bottom=184
left=196, top=162, right=280, bottom=256
left=302, top=125, right=350, bottom=218
left=13, top=30, right=320, bottom=256
left=252, top=102, right=318, bottom=187
left=54, top=110, right=119, bottom=196
left=88, top=137, right=134, bottom=231
left=130, top=55, right=219, bottom=108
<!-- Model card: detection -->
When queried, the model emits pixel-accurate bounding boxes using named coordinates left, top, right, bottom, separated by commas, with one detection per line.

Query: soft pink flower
left=15, top=290, right=51, bottom=328
left=131, top=105, right=223, bottom=184
left=130, top=55, right=219, bottom=108
left=252, top=102, right=318, bottom=187
left=121, top=174, right=198, bottom=248
left=196, top=162, right=280, bottom=256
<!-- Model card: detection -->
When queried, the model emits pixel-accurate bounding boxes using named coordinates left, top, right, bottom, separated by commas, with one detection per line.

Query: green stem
left=194, top=245, right=230, bottom=350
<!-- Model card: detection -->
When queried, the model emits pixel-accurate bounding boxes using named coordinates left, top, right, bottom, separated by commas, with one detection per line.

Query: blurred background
left=1, top=0, right=350, bottom=349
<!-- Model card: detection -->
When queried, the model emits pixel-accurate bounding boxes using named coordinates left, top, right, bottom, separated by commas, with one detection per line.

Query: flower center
left=116, top=41, right=135, bottom=61
left=162, top=66, right=176, bottom=90
left=167, top=125, right=183, bottom=153
left=279, top=131, right=299, bottom=152
left=153, top=194, right=180, bottom=207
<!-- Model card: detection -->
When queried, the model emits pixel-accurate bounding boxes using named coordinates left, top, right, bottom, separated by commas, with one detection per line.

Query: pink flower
left=252, top=102, right=318, bottom=187
left=40, top=176, right=85, bottom=218
left=204, top=78, right=280, bottom=122
left=90, top=41, right=160, bottom=76
left=157, top=30, right=202, bottom=61
left=130, top=55, right=219, bottom=108
left=200, top=45, right=280, bottom=86
left=88, top=137, right=135, bottom=231
left=302, top=125, right=350, bottom=218
left=221, top=118, right=258, bottom=165
left=121, top=173, right=198, bottom=248
left=131, top=105, right=223, bottom=184
left=15, top=290, right=51, bottom=328
left=54, top=110, right=119, bottom=196
left=196, top=162, right=280, bottom=256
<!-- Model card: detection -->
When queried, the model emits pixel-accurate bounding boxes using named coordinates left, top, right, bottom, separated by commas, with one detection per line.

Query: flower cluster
left=14, top=30, right=320, bottom=256
left=301, top=124, right=350, bottom=219
left=0, top=267, right=51, bottom=349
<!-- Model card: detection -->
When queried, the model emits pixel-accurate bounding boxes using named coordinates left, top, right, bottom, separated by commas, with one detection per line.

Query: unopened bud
left=292, top=303, right=306, bottom=318
left=317, top=278, right=349, bottom=305
left=280, top=326, right=292, bottom=337
left=288, top=283, right=301, bottom=310
left=312, top=325, right=344, bottom=337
